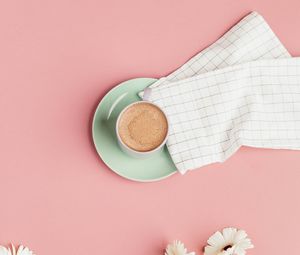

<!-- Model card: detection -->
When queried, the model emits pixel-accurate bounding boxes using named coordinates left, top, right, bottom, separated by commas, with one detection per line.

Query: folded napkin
left=141, top=12, right=300, bottom=174
left=147, top=57, right=300, bottom=173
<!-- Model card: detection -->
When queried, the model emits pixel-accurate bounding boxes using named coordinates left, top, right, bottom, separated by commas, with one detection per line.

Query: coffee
left=118, top=102, right=168, bottom=152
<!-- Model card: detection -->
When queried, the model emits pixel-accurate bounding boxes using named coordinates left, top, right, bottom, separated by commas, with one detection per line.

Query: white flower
left=204, top=227, right=254, bottom=255
left=0, top=244, right=34, bottom=255
left=15, top=245, right=34, bottom=255
left=0, top=245, right=13, bottom=255
left=165, top=240, right=196, bottom=255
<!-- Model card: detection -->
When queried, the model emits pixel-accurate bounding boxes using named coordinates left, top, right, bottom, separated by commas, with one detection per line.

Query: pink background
left=0, top=0, right=300, bottom=254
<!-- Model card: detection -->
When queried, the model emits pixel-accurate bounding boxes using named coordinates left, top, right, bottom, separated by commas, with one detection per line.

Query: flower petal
left=22, top=247, right=30, bottom=255
left=222, top=228, right=237, bottom=243
left=16, top=246, right=23, bottom=255
left=0, top=246, right=10, bottom=255
left=11, top=244, right=16, bottom=255
left=16, top=245, right=34, bottom=255
left=165, top=240, right=187, bottom=255
left=233, top=246, right=246, bottom=255
left=237, top=239, right=254, bottom=250
left=204, top=245, right=219, bottom=255
left=207, top=231, right=225, bottom=247
left=234, top=230, right=247, bottom=243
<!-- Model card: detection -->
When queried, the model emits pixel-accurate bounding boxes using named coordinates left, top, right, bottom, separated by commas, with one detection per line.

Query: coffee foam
left=118, top=103, right=168, bottom=152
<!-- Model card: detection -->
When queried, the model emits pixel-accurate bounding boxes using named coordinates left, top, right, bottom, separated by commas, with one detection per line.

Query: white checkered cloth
left=141, top=12, right=300, bottom=174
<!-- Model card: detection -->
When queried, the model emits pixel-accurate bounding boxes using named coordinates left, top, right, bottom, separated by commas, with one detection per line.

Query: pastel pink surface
left=0, top=1, right=300, bottom=254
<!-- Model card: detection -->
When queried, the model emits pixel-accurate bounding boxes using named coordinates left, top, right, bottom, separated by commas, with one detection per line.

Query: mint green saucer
left=92, top=78, right=177, bottom=182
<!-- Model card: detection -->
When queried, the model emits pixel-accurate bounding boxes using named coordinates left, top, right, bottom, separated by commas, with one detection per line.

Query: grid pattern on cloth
left=148, top=58, right=300, bottom=173
left=138, top=11, right=298, bottom=174
left=139, top=11, right=290, bottom=98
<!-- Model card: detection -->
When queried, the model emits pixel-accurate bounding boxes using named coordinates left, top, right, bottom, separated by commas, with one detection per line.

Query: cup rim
left=116, top=101, right=169, bottom=155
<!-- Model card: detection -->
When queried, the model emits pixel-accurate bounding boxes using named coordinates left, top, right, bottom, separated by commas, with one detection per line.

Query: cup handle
left=142, top=87, right=152, bottom=101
